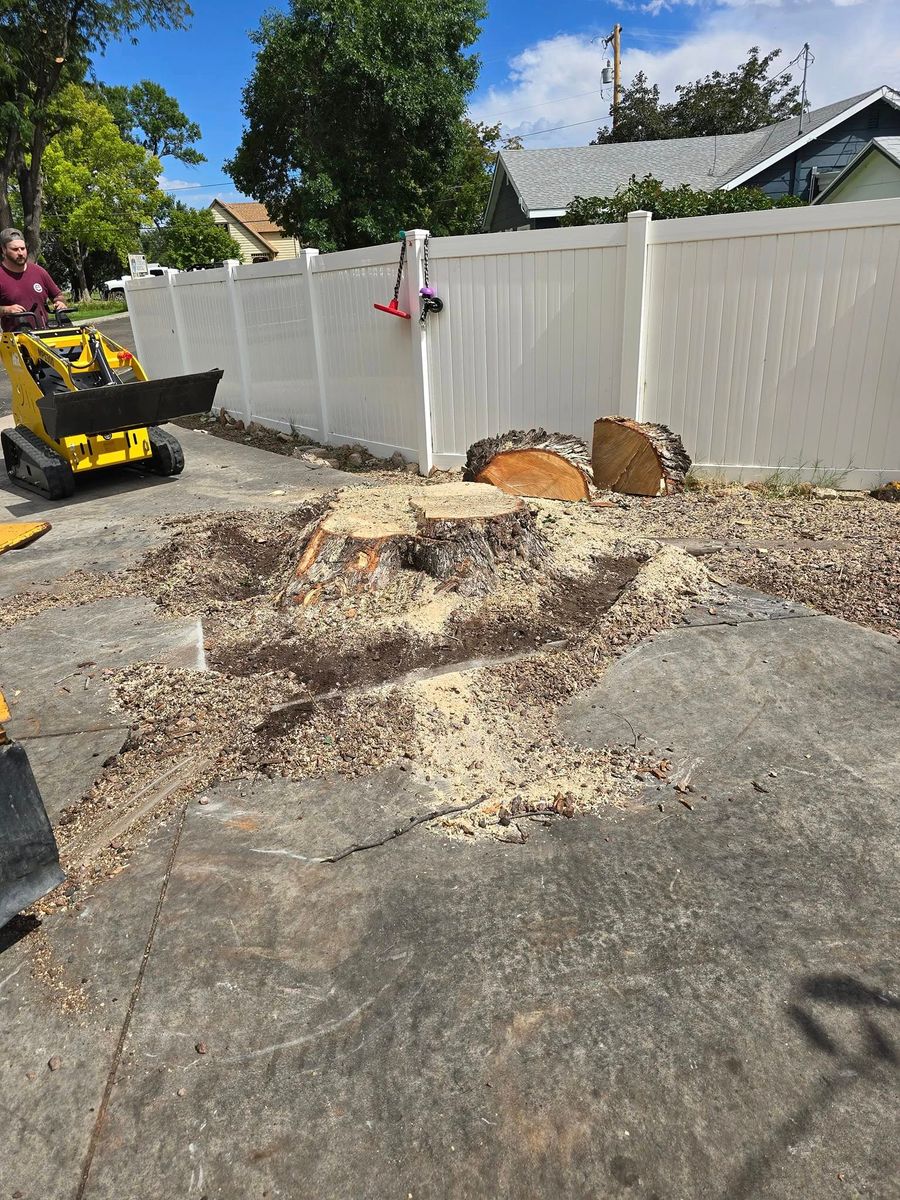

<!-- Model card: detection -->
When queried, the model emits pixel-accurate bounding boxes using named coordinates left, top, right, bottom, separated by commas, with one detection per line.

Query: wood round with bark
left=591, top=417, right=692, bottom=496
left=282, top=482, right=546, bottom=604
left=465, top=429, right=594, bottom=501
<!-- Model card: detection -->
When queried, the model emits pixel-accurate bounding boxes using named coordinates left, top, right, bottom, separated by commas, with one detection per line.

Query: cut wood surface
left=282, top=482, right=545, bottom=604
left=465, top=429, right=593, bottom=501
left=591, top=418, right=691, bottom=496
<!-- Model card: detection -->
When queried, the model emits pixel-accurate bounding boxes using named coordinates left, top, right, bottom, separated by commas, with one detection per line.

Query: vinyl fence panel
left=232, top=256, right=322, bottom=438
left=426, top=226, right=627, bottom=467
left=642, top=200, right=900, bottom=487
left=126, top=199, right=900, bottom=487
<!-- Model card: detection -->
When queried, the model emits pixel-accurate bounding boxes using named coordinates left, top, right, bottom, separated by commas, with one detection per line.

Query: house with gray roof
left=483, top=86, right=900, bottom=232
left=812, top=136, right=900, bottom=204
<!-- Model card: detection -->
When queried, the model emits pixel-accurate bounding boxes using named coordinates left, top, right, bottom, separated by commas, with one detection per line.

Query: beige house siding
left=266, top=233, right=302, bottom=259
left=209, top=200, right=301, bottom=261
left=820, top=149, right=900, bottom=203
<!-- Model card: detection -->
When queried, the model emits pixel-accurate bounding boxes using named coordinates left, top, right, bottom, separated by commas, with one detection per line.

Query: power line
left=514, top=115, right=607, bottom=139
left=160, top=180, right=233, bottom=191
left=482, top=87, right=603, bottom=122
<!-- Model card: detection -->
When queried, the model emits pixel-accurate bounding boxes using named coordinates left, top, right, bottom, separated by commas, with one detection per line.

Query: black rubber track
left=148, top=425, right=185, bottom=476
left=1, top=425, right=75, bottom=500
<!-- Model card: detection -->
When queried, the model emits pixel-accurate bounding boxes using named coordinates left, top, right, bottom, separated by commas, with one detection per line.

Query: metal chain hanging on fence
left=393, top=238, right=407, bottom=307
left=419, top=234, right=444, bottom=328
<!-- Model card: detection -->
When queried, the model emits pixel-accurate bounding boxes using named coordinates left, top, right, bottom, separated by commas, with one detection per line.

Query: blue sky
left=96, top=0, right=900, bottom=208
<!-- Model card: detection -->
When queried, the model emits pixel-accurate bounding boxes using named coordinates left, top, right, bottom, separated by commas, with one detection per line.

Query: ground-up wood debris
left=8, top=475, right=897, bottom=930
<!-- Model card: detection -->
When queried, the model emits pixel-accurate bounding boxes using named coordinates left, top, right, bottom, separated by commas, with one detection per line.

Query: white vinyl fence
left=126, top=198, right=900, bottom=488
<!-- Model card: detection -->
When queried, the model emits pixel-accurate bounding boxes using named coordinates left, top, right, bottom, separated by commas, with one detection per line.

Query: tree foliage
left=41, top=86, right=164, bottom=298
left=99, top=79, right=205, bottom=164
left=226, top=0, right=486, bottom=252
left=423, top=120, right=510, bottom=237
left=562, top=176, right=804, bottom=226
left=145, top=201, right=242, bottom=269
left=0, top=0, right=191, bottom=255
left=593, top=47, right=802, bottom=144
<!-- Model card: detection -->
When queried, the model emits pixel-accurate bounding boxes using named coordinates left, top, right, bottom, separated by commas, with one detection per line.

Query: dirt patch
left=174, top=412, right=444, bottom=482
left=212, top=556, right=642, bottom=693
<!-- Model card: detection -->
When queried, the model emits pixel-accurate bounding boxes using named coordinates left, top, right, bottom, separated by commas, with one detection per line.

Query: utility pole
left=599, top=24, right=624, bottom=129
left=798, top=42, right=811, bottom=134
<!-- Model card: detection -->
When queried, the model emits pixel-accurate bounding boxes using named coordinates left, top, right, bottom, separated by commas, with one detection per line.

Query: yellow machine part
left=0, top=688, right=9, bottom=726
left=0, top=521, right=50, bottom=554
left=0, top=326, right=153, bottom=473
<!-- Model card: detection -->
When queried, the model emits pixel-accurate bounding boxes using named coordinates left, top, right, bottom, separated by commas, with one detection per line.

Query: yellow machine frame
left=0, top=324, right=154, bottom=474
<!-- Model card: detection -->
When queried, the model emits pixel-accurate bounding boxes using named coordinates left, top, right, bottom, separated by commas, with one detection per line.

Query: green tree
left=561, top=175, right=803, bottom=227
left=148, top=202, right=242, bottom=269
left=593, top=47, right=802, bottom=144
left=98, top=80, right=205, bottom=164
left=424, top=120, right=507, bottom=237
left=41, top=86, right=165, bottom=299
left=226, top=0, right=486, bottom=252
left=0, top=0, right=190, bottom=256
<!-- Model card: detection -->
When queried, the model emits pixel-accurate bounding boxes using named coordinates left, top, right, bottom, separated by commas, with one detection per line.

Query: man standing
left=0, top=228, right=67, bottom=332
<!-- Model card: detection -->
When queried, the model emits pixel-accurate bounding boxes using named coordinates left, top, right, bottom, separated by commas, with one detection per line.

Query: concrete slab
left=0, top=818, right=181, bottom=1200
left=22, top=728, right=130, bottom=824
left=0, top=597, right=205, bottom=739
left=55, top=611, right=897, bottom=1199
left=559, top=613, right=898, bottom=794
left=0, top=597, right=206, bottom=819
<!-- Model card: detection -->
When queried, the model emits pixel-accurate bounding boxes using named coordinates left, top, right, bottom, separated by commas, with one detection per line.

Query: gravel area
left=595, top=486, right=900, bottom=637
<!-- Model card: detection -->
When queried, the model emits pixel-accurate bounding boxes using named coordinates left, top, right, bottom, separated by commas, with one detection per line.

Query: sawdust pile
left=89, top=489, right=718, bottom=844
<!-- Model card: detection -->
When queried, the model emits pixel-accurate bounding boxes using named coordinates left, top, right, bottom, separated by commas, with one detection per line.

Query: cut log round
left=282, top=482, right=545, bottom=604
left=465, top=429, right=593, bottom=502
left=591, top=417, right=691, bottom=496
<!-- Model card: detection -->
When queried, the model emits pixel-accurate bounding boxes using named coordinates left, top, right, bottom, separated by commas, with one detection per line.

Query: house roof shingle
left=499, top=132, right=757, bottom=212
left=492, top=87, right=900, bottom=221
left=210, top=199, right=290, bottom=254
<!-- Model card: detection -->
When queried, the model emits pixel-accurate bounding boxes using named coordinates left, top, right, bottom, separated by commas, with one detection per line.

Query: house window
left=251, top=253, right=269, bottom=263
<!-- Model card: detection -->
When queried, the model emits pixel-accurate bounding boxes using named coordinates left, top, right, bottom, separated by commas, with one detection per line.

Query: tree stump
left=282, top=483, right=545, bottom=604
left=465, top=429, right=594, bottom=501
left=591, top=417, right=691, bottom=496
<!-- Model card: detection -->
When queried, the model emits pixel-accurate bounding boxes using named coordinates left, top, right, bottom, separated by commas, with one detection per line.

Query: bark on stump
left=282, top=483, right=545, bottom=604
left=591, top=417, right=691, bottom=496
left=465, top=429, right=594, bottom=501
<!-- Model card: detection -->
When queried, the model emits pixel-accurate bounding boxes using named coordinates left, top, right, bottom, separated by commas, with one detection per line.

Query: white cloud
left=158, top=175, right=197, bottom=191
left=470, top=0, right=900, bottom=147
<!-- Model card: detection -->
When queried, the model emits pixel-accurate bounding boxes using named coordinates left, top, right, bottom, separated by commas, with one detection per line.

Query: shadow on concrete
left=724, top=973, right=900, bottom=1200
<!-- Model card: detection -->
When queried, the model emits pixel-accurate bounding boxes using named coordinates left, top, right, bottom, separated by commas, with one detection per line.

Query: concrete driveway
left=0, top=417, right=897, bottom=1199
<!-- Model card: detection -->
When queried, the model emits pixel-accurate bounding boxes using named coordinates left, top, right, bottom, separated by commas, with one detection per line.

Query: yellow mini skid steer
left=1, top=308, right=222, bottom=500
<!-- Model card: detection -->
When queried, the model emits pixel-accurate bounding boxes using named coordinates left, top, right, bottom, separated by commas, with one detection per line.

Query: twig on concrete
left=322, top=797, right=483, bottom=863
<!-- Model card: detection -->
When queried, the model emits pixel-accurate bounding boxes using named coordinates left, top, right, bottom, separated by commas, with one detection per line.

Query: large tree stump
left=465, top=429, right=593, bottom=501
left=592, top=417, right=691, bottom=496
left=282, top=483, right=545, bottom=604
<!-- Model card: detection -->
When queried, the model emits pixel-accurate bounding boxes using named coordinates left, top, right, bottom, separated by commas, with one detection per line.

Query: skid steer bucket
left=37, top=368, right=224, bottom=441
left=0, top=713, right=64, bottom=926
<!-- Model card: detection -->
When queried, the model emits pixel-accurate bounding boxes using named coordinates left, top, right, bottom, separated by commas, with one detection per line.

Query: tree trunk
left=282, top=482, right=546, bottom=605
left=591, top=417, right=692, bottom=496
left=18, top=125, right=45, bottom=260
left=465, top=428, right=594, bottom=501
left=74, top=242, right=90, bottom=302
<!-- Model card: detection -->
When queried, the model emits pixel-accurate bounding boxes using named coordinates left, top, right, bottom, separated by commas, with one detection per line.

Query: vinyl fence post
left=165, top=272, right=191, bottom=379
left=619, top=210, right=652, bottom=421
left=404, top=228, right=434, bottom=475
left=223, top=260, right=254, bottom=426
left=302, top=248, right=330, bottom=443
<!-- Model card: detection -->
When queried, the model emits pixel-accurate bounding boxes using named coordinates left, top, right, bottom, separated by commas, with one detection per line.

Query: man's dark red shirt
left=0, top=262, right=61, bottom=332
